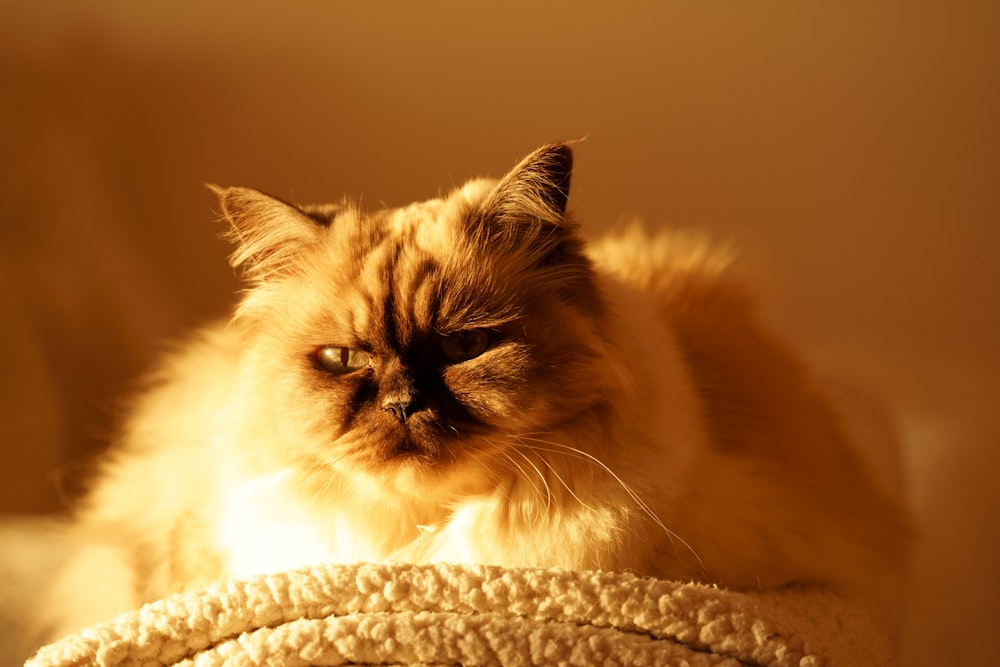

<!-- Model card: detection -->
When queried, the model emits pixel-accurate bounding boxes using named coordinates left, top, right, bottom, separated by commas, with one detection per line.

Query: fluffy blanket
left=26, top=562, right=893, bottom=667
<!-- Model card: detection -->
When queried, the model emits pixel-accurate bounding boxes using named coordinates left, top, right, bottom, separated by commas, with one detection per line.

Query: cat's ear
left=470, top=143, right=578, bottom=264
left=484, top=142, right=573, bottom=224
left=478, top=143, right=573, bottom=227
left=210, top=185, right=324, bottom=282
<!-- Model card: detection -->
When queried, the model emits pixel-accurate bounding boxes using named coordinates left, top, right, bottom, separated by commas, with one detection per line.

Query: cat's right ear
left=209, top=185, right=324, bottom=283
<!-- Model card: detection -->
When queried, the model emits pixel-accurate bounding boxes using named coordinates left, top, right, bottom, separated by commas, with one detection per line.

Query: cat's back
left=588, top=224, right=908, bottom=604
left=587, top=225, right=744, bottom=320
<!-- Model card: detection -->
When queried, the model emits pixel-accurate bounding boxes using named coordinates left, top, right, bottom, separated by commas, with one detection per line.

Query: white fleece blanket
left=25, top=562, right=893, bottom=667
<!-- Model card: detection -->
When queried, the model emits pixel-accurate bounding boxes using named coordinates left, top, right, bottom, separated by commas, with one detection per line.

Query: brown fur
left=40, top=144, right=908, bottom=641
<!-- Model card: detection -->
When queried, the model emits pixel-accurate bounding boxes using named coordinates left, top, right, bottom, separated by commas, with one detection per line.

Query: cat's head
left=214, top=144, right=625, bottom=497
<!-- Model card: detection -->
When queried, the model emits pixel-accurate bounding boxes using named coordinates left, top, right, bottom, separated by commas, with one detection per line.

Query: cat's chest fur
left=214, top=473, right=554, bottom=576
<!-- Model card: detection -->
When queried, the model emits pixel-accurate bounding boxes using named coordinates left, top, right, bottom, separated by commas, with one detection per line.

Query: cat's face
left=218, top=145, right=619, bottom=496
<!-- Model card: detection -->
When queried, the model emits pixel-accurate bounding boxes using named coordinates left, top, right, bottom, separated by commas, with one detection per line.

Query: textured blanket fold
left=26, top=563, right=893, bottom=667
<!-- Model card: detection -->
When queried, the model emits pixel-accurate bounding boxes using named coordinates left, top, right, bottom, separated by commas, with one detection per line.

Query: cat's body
left=42, top=144, right=908, bottom=641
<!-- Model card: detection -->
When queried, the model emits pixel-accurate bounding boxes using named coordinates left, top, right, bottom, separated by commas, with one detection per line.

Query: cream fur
left=40, top=144, right=908, bottom=642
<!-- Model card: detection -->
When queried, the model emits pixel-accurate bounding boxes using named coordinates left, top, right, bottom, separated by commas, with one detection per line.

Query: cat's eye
left=439, top=330, right=490, bottom=364
left=314, top=345, right=371, bottom=375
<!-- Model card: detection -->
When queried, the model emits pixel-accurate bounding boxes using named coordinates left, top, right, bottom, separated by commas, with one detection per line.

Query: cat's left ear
left=210, top=185, right=324, bottom=283
left=484, top=142, right=573, bottom=224
left=481, top=144, right=573, bottom=225
left=470, top=143, right=580, bottom=266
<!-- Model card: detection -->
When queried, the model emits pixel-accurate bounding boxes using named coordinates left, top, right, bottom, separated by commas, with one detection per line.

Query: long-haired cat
left=41, top=143, right=908, bottom=641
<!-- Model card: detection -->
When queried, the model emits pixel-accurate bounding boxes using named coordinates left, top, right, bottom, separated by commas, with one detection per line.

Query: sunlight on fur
left=38, top=143, right=909, bottom=643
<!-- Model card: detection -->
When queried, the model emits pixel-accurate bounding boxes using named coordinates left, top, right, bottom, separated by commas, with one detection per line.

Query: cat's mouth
left=340, top=404, right=487, bottom=472
left=384, top=433, right=440, bottom=463
left=372, top=415, right=459, bottom=466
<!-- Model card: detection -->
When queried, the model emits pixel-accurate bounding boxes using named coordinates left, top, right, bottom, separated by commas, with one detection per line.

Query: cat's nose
left=382, top=396, right=418, bottom=424
left=381, top=362, right=421, bottom=423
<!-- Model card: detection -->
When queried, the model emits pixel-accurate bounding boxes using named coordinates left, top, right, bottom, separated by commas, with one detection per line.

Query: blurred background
left=1, top=2, right=997, bottom=664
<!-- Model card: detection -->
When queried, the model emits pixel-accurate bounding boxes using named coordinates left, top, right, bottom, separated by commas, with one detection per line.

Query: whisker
left=464, top=446, right=513, bottom=499
left=510, top=434, right=705, bottom=573
left=466, top=436, right=549, bottom=511
left=516, top=445, right=596, bottom=514
left=507, top=447, right=553, bottom=513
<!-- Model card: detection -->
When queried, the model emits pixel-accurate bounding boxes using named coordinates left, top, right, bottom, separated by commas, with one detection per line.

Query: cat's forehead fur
left=312, top=178, right=528, bottom=348
left=221, top=143, right=588, bottom=343
left=383, top=178, right=495, bottom=250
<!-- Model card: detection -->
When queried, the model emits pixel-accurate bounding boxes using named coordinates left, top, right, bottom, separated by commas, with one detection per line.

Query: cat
left=40, top=142, right=908, bottom=642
